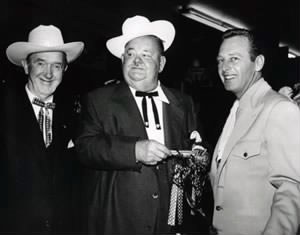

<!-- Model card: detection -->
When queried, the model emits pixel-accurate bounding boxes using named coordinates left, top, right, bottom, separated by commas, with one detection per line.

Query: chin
left=130, top=74, right=146, bottom=81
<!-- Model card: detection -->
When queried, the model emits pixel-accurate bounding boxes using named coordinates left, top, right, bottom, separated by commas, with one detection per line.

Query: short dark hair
left=221, top=28, right=265, bottom=61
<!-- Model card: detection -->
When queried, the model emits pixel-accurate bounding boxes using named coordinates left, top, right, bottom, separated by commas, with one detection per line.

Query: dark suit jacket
left=75, top=82, right=197, bottom=234
left=0, top=81, right=75, bottom=233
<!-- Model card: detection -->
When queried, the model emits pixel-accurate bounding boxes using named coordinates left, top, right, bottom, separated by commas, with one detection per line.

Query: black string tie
left=135, top=91, right=161, bottom=130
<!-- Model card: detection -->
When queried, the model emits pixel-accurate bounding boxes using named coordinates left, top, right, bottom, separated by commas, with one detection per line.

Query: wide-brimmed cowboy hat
left=106, top=15, right=176, bottom=58
left=6, top=25, right=84, bottom=66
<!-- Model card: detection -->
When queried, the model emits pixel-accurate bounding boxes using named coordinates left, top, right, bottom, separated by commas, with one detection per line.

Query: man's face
left=122, top=35, right=166, bottom=91
left=22, top=51, right=67, bottom=100
left=217, top=35, right=261, bottom=99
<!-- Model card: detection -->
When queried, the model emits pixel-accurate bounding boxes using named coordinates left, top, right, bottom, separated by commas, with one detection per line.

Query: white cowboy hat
left=106, top=15, right=176, bottom=58
left=6, top=25, right=84, bottom=66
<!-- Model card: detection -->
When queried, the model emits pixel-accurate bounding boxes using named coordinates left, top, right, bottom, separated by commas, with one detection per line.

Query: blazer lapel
left=160, top=86, right=187, bottom=182
left=217, top=107, right=262, bottom=174
left=112, top=82, right=148, bottom=139
left=216, top=81, right=270, bottom=180
left=161, top=86, right=185, bottom=149
left=18, top=88, right=46, bottom=150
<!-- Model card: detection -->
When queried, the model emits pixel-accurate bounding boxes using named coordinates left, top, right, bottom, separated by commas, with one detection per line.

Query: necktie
left=32, top=98, right=56, bottom=147
left=135, top=91, right=161, bottom=129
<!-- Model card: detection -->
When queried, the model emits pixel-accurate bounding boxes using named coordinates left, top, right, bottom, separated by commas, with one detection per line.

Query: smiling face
left=217, top=35, right=264, bottom=99
left=22, top=51, right=67, bottom=100
left=121, top=35, right=166, bottom=92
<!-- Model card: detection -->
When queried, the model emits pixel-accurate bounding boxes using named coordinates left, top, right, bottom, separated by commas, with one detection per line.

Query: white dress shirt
left=129, top=82, right=169, bottom=145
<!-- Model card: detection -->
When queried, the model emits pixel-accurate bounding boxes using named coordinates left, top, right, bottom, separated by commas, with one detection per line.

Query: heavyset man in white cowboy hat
left=0, top=25, right=84, bottom=233
left=75, top=15, right=201, bottom=234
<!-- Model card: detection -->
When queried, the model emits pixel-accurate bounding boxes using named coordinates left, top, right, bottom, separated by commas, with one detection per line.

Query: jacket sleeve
left=263, top=101, right=300, bottom=235
left=75, top=92, right=142, bottom=171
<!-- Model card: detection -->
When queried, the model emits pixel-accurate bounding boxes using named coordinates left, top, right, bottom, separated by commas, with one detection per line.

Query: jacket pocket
left=231, top=140, right=261, bottom=160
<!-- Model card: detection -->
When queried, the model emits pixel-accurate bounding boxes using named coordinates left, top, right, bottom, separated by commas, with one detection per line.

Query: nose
left=133, top=55, right=143, bottom=65
left=45, top=64, right=53, bottom=78
left=221, top=60, right=232, bottom=72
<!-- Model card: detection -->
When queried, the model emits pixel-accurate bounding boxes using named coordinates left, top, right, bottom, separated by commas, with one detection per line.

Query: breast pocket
left=231, top=140, right=261, bottom=160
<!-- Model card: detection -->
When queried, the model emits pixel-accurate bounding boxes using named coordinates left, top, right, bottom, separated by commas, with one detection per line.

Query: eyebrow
left=125, top=47, right=152, bottom=53
left=218, top=52, right=243, bottom=57
left=230, top=52, right=242, bottom=56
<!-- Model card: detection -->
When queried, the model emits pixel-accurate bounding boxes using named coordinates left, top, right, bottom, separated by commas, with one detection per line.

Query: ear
left=121, top=54, right=125, bottom=63
left=159, top=56, right=166, bottom=73
left=21, top=60, right=29, bottom=75
left=255, top=54, right=265, bottom=72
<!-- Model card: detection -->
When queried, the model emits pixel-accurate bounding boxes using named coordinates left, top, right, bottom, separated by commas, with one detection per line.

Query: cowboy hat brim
left=106, top=20, right=175, bottom=58
left=6, top=41, right=84, bottom=66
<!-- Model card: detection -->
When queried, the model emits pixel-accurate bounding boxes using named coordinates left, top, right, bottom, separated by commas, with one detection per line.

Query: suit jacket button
left=152, top=192, right=159, bottom=199
left=216, top=205, right=223, bottom=211
left=45, top=219, right=50, bottom=228
left=243, top=152, right=248, bottom=157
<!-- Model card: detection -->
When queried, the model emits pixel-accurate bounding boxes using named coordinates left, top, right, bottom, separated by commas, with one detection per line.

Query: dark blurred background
left=1, top=0, right=299, bottom=150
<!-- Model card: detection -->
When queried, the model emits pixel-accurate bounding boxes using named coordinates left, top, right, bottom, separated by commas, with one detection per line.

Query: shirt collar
left=129, top=81, right=169, bottom=104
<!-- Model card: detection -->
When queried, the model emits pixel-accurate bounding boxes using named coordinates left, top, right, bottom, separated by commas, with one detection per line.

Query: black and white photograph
left=1, top=0, right=299, bottom=234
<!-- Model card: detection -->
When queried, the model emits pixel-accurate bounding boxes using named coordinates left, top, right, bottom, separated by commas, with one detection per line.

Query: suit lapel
left=217, top=107, right=262, bottom=175
left=18, top=87, right=46, bottom=150
left=161, top=86, right=186, bottom=182
left=216, top=80, right=270, bottom=180
left=112, top=82, right=148, bottom=139
left=163, top=93, right=185, bottom=149
left=51, top=96, right=65, bottom=149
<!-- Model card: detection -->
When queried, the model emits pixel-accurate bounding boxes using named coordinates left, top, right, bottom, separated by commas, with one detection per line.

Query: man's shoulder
left=259, top=88, right=299, bottom=117
left=87, top=82, right=124, bottom=98
left=263, top=89, right=293, bottom=106
left=162, top=85, right=192, bottom=102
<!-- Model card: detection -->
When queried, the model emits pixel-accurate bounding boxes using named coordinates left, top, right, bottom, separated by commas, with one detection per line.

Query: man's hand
left=135, top=140, right=171, bottom=165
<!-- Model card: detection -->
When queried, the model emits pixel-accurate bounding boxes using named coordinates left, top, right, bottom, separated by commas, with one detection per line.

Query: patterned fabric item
left=167, top=183, right=178, bottom=226
left=168, top=147, right=210, bottom=226
left=32, top=98, right=55, bottom=147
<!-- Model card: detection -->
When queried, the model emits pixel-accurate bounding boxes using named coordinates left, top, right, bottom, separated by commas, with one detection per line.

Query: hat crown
left=122, top=15, right=150, bottom=35
left=28, top=25, right=65, bottom=47
left=106, top=15, right=175, bottom=58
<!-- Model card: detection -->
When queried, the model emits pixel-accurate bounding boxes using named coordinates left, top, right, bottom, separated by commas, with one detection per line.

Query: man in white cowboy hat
left=75, top=15, right=202, bottom=234
left=0, top=25, right=84, bottom=233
